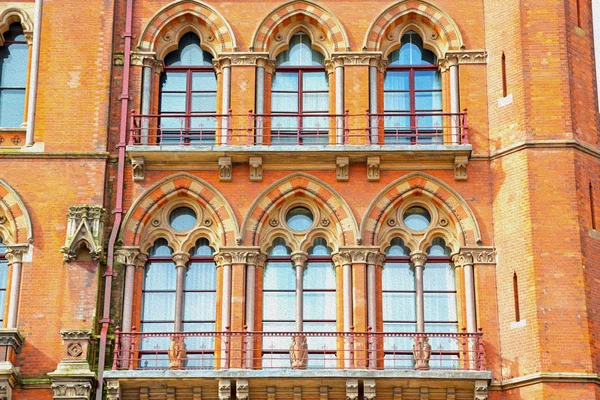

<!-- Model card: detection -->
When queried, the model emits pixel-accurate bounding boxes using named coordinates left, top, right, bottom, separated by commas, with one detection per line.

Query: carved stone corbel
left=61, top=206, right=106, bottom=262
left=132, top=157, right=145, bottom=182
left=367, top=156, right=380, bottom=181
left=454, top=155, right=469, bottom=181
left=346, top=379, right=359, bottom=400
left=249, top=157, right=263, bottom=182
left=336, top=157, right=350, bottom=181
left=236, top=379, right=249, bottom=400
left=364, top=380, right=376, bottom=400
left=474, top=380, right=488, bottom=400
left=106, top=380, right=120, bottom=400
left=218, top=380, right=231, bottom=400
left=219, top=157, right=232, bottom=182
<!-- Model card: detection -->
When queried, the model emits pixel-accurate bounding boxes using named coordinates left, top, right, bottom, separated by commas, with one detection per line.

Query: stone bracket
left=367, top=156, right=380, bottom=181
left=364, top=380, right=376, bottom=400
left=346, top=379, right=359, bottom=400
left=454, top=155, right=469, bottom=180
left=249, top=157, right=263, bottom=182
left=132, top=156, right=145, bottom=182
left=336, top=156, right=349, bottom=181
left=219, top=157, right=232, bottom=182
left=236, top=379, right=248, bottom=400
left=474, top=380, right=488, bottom=400
left=61, top=206, right=106, bottom=262
left=218, top=379, right=231, bottom=400
left=453, top=247, right=497, bottom=267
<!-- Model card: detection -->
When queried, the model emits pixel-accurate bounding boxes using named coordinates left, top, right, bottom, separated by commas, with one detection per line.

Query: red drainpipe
left=96, top=0, right=134, bottom=397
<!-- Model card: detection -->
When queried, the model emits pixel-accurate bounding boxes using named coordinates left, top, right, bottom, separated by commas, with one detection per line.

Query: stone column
left=291, top=253, right=308, bottom=332
left=215, top=58, right=232, bottom=145
left=410, top=253, right=427, bottom=332
left=115, top=247, right=147, bottom=333
left=333, top=251, right=353, bottom=368
left=4, top=244, right=28, bottom=329
left=215, top=252, right=233, bottom=368
left=335, top=61, right=344, bottom=144
left=173, top=252, right=190, bottom=332
left=254, top=56, right=272, bottom=145
left=245, top=252, right=266, bottom=368
left=140, top=56, right=160, bottom=145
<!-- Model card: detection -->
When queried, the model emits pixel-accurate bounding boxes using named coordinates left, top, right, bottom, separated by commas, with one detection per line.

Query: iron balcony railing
left=112, top=328, right=485, bottom=372
left=127, top=110, right=469, bottom=147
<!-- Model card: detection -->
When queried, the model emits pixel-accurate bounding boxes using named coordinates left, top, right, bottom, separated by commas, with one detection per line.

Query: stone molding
left=61, top=206, right=106, bottom=262
left=439, top=50, right=488, bottom=71
left=115, top=247, right=148, bottom=268
left=333, top=248, right=384, bottom=267
left=215, top=248, right=265, bottom=267
left=4, top=244, right=28, bottom=265
left=452, top=247, right=497, bottom=267
left=50, top=379, right=94, bottom=400
left=0, top=330, right=24, bottom=354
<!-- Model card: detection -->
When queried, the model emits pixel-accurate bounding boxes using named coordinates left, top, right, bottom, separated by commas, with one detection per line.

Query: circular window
left=286, top=207, right=314, bottom=231
left=403, top=206, right=431, bottom=231
left=168, top=207, right=197, bottom=231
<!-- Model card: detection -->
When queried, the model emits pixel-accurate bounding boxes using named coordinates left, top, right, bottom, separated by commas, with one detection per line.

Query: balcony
left=125, top=111, right=472, bottom=168
left=111, top=329, right=485, bottom=372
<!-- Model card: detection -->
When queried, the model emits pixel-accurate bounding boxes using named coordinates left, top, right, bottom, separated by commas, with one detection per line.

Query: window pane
left=262, top=292, right=295, bottom=320
left=383, top=292, right=415, bottom=321
left=263, top=261, right=295, bottom=290
left=302, top=116, right=329, bottom=132
left=304, top=262, right=335, bottom=289
left=384, top=92, right=410, bottom=111
left=276, top=33, right=325, bottom=66
left=160, top=93, right=186, bottom=112
left=415, top=92, right=442, bottom=111
left=0, top=261, right=7, bottom=290
left=424, top=293, right=457, bottom=322
left=415, top=71, right=441, bottom=90
left=384, top=71, right=410, bottom=91
left=142, top=292, right=175, bottom=321
left=272, top=72, right=298, bottom=91
left=302, top=93, right=328, bottom=112
left=303, top=72, right=328, bottom=90
left=272, top=93, right=298, bottom=112
left=191, top=93, right=217, bottom=112
left=161, top=72, right=187, bottom=91
left=423, top=262, right=455, bottom=291
left=190, top=116, right=217, bottom=132
left=144, top=262, right=176, bottom=290
left=382, top=262, right=414, bottom=291
left=0, top=89, right=25, bottom=127
left=183, top=292, right=216, bottom=321
left=186, top=262, right=216, bottom=290
left=383, top=116, right=411, bottom=131
left=192, top=72, right=217, bottom=91
left=271, top=116, right=297, bottom=132
left=0, top=43, right=28, bottom=87
left=304, top=292, right=336, bottom=320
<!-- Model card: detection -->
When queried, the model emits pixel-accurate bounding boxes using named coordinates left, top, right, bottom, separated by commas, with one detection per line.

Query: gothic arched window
left=0, top=23, right=28, bottom=127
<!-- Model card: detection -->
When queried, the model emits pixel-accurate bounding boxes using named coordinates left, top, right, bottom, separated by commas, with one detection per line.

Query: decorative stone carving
left=172, top=252, right=190, bottom=268
left=219, top=157, right=232, bottom=182
left=58, top=330, right=92, bottom=363
left=410, top=253, right=427, bottom=268
left=105, top=380, right=120, bottom=400
left=0, top=382, right=11, bottom=400
left=291, top=253, right=308, bottom=268
left=346, top=379, right=359, bottom=400
left=50, top=380, right=93, bottom=400
left=61, top=206, right=106, bottom=262
left=115, top=247, right=147, bottom=268
left=319, top=386, right=328, bottom=400
left=4, top=245, right=28, bottom=266
left=49, top=330, right=95, bottom=399
left=132, top=157, right=145, bottom=182
left=474, top=380, right=488, bottom=400
left=367, top=156, right=380, bottom=181
left=364, top=380, right=376, bottom=400
left=216, top=53, right=271, bottom=67
left=330, top=52, right=384, bottom=66
left=218, top=380, right=231, bottom=400
left=289, top=335, right=308, bottom=369
left=336, top=157, right=350, bottom=181
left=249, top=156, right=263, bottom=182
left=236, top=379, right=249, bottom=400
left=334, top=248, right=384, bottom=267
left=454, top=155, right=469, bottom=181
left=453, top=247, right=497, bottom=267
left=168, top=335, right=187, bottom=370
left=0, top=330, right=24, bottom=355
left=413, top=336, right=432, bottom=370
left=216, top=248, right=264, bottom=266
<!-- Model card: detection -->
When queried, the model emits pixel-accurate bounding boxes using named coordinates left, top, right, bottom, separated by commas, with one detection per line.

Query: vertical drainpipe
left=25, top=0, right=43, bottom=146
left=96, top=0, right=134, bottom=397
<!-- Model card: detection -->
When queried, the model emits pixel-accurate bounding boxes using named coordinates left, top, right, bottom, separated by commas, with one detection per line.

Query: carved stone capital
left=366, top=250, right=386, bottom=267
left=217, top=248, right=264, bottom=266
left=410, top=252, right=427, bottom=268
left=115, top=247, right=148, bottom=268
left=218, top=53, right=271, bottom=68
left=247, top=252, right=267, bottom=268
left=106, top=380, right=121, bottom=400
left=4, top=244, right=28, bottom=265
left=291, top=253, right=308, bottom=268
left=329, top=52, right=384, bottom=68
left=0, top=329, right=24, bottom=354
left=453, top=247, right=497, bottom=267
left=50, top=378, right=94, bottom=400
left=61, top=205, right=106, bottom=262
left=213, top=58, right=232, bottom=74
left=172, top=252, right=190, bottom=268
left=439, top=50, right=488, bottom=71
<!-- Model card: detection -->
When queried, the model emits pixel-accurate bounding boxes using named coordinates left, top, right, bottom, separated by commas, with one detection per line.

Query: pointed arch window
left=271, top=33, right=329, bottom=144
left=384, top=31, right=442, bottom=143
left=0, top=23, right=29, bottom=127
left=159, top=32, right=217, bottom=144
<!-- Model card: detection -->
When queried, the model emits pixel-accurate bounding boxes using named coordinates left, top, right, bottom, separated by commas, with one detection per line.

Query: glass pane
left=263, top=262, right=295, bottom=290
left=382, top=262, right=414, bottom=291
left=0, top=261, right=7, bottom=290
left=149, top=239, right=172, bottom=257
left=144, top=262, right=176, bottom=290
left=423, top=262, right=455, bottom=291
left=286, top=207, right=313, bottom=230
left=424, top=293, right=457, bottom=322
left=403, top=206, right=431, bottom=231
left=271, top=116, right=297, bottom=133
left=186, top=262, right=216, bottom=290
left=142, top=292, right=175, bottom=321
left=262, top=292, right=295, bottom=320
left=0, top=43, right=28, bottom=87
left=169, top=207, right=197, bottom=231
left=384, top=92, right=410, bottom=111
left=192, top=72, right=217, bottom=91
left=161, top=72, right=187, bottom=91
left=383, top=292, right=415, bottom=321
left=415, top=71, right=441, bottom=90
left=386, top=238, right=408, bottom=256
left=272, top=93, right=298, bottom=112
left=0, top=89, right=25, bottom=127
left=272, top=72, right=298, bottom=91
left=191, top=93, right=217, bottom=112
left=160, top=92, right=186, bottom=112
left=190, top=116, right=217, bottom=132
left=268, top=239, right=291, bottom=256
left=383, top=323, right=416, bottom=369
left=139, top=322, right=172, bottom=357
left=384, top=71, right=410, bottom=91
left=164, top=33, right=213, bottom=67
left=183, top=292, right=216, bottom=321
left=276, top=33, right=325, bottom=66
left=304, top=262, right=335, bottom=289
left=302, top=116, right=329, bottom=134
left=302, top=93, right=328, bottom=112
left=303, top=292, right=336, bottom=320
left=304, top=321, right=336, bottom=366
left=428, top=238, right=450, bottom=256
left=303, top=72, right=328, bottom=90
left=192, top=239, right=213, bottom=256
left=415, top=92, right=442, bottom=111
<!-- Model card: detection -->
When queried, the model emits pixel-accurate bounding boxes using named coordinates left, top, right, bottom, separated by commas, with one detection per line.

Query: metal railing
left=127, top=110, right=469, bottom=147
left=112, top=327, right=485, bottom=372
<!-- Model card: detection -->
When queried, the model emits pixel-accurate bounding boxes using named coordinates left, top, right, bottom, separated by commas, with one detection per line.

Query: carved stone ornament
left=168, top=335, right=187, bottom=370
left=132, top=156, right=145, bottom=182
left=219, top=157, right=232, bottom=182
left=218, top=380, right=231, bottom=400
left=413, top=335, right=432, bottom=370
left=0, top=329, right=24, bottom=354
left=331, top=52, right=384, bottom=67
left=61, top=206, right=106, bottom=262
left=216, top=248, right=264, bottom=266
left=105, top=380, right=120, bottom=400
left=249, top=156, right=263, bottom=182
left=0, top=215, right=6, bottom=224
left=454, top=155, right=469, bottom=181
left=113, top=53, right=124, bottom=66
left=346, top=379, right=359, bottom=400
left=453, top=247, right=497, bottom=267
left=4, top=245, right=28, bottom=266
left=60, top=330, right=91, bottom=362
left=336, top=157, right=350, bottom=181
left=367, top=156, right=380, bottom=181
left=474, top=380, right=488, bottom=400
left=236, top=379, right=249, bottom=400
left=289, top=335, right=308, bottom=369
left=363, top=380, right=376, bottom=400
left=0, top=381, right=11, bottom=400
left=50, top=379, right=94, bottom=400
left=115, top=247, right=147, bottom=268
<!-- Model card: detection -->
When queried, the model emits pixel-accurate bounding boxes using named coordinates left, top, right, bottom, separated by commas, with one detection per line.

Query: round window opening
left=286, top=207, right=314, bottom=231
left=403, top=206, right=431, bottom=231
left=169, top=207, right=197, bottom=231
